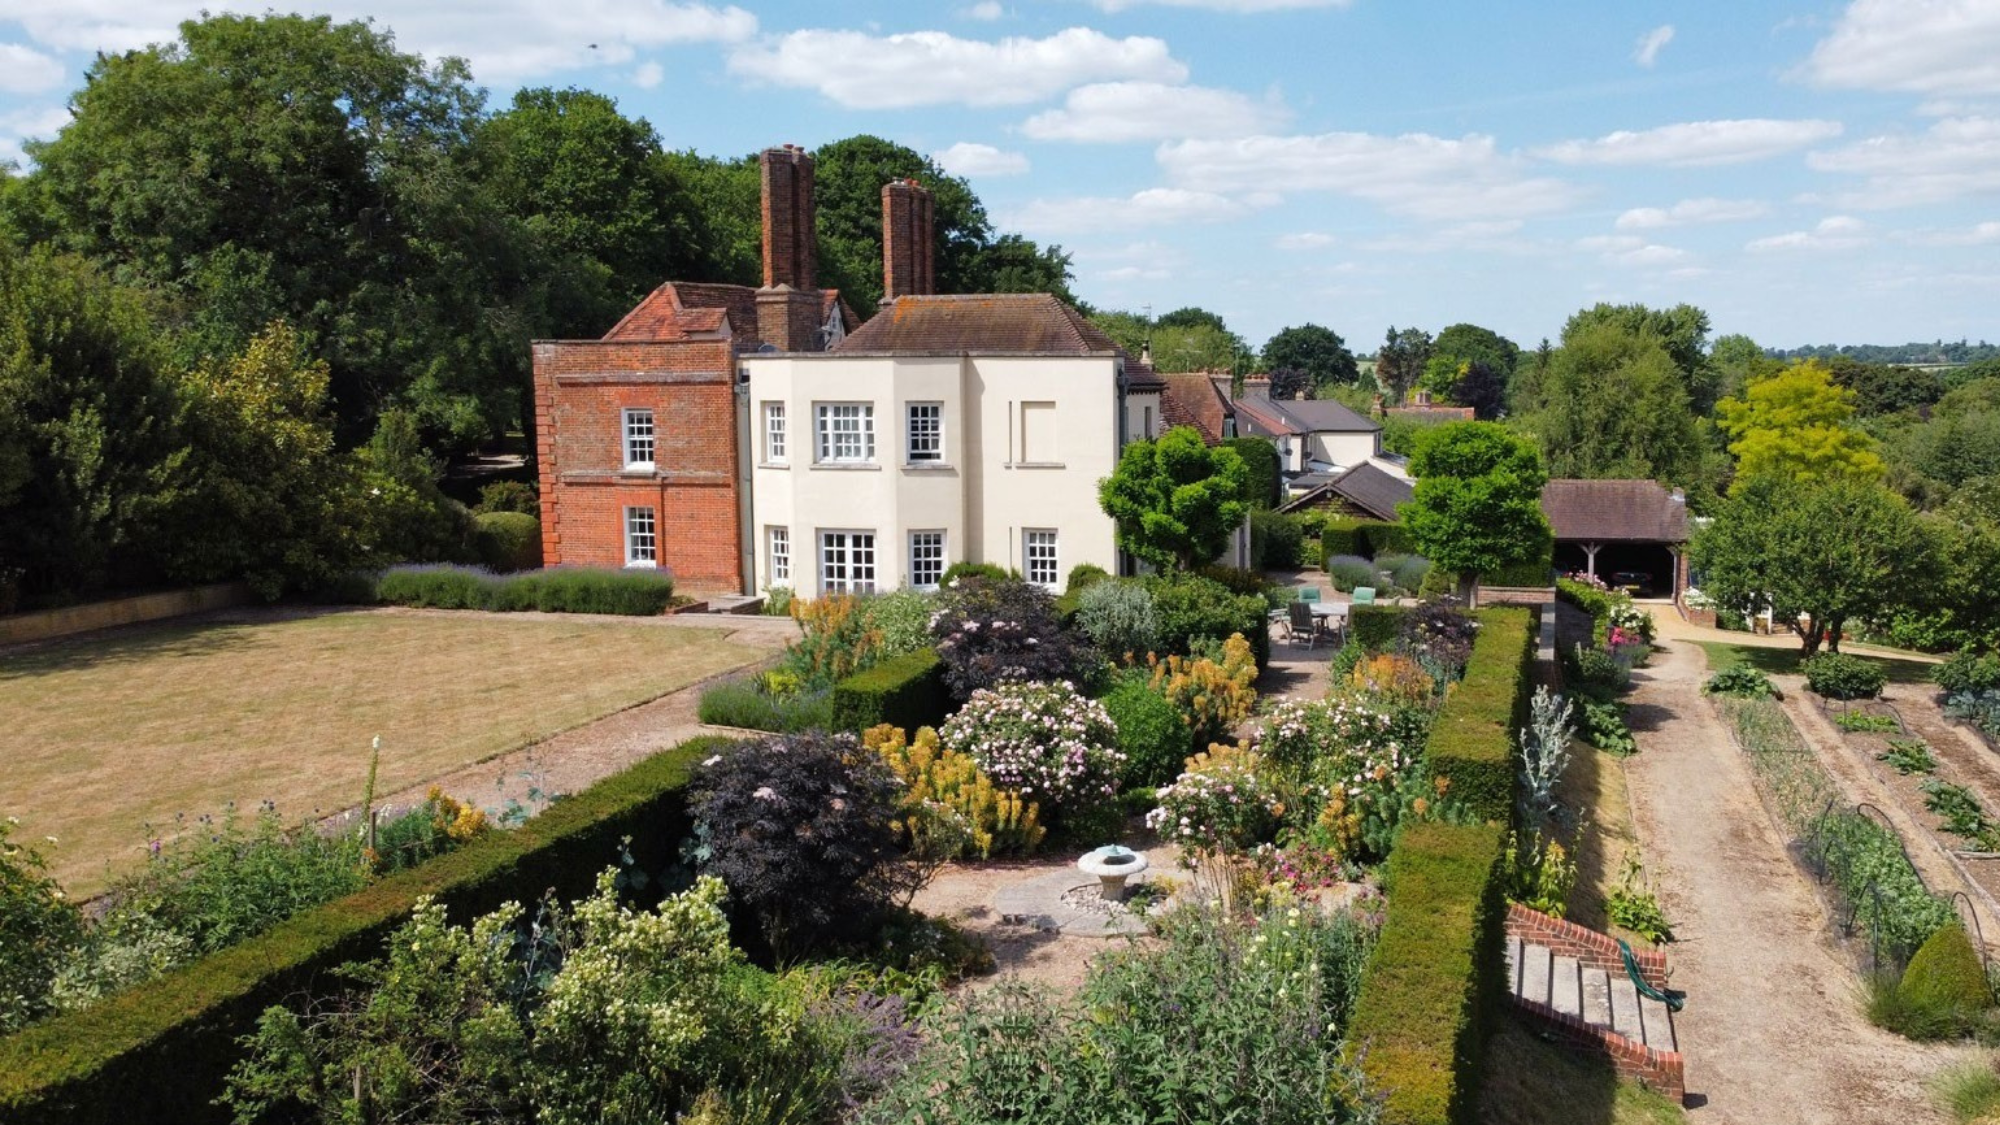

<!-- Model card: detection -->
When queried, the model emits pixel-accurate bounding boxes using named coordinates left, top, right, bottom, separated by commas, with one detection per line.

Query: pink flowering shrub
left=1252, top=698, right=1399, bottom=781
left=938, top=681, right=1123, bottom=827
left=929, top=578, right=1095, bottom=701
left=1145, top=743, right=1281, bottom=857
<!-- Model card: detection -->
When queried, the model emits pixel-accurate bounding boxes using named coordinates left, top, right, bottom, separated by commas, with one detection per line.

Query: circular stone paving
left=992, top=868, right=1163, bottom=937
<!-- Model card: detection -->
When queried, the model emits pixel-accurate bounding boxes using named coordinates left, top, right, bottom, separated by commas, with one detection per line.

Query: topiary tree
left=1398, top=422, right=1551, bottom=597
left=1896, top=921, right=1991, bottom=1039
left=1099, top=427, right=1250, bottom=570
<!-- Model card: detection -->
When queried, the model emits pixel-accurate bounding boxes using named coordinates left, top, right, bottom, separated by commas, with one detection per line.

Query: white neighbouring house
left=743, top=293, right=1170, bottom=598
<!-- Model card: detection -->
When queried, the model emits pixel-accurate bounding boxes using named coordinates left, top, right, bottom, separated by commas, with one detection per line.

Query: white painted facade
left=745, top=352, right=1151, bottom=597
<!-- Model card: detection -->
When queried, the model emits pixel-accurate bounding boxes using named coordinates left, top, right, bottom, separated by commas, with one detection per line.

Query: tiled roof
left=1541, top=479, right=1690, bottom=543
left=603, top=282, right=855, bottom=348
left=1232, top=394, right=1380, bottom=436
left=1387, top=405, right=1475, bottom=425
left=1158, top=371, right=1232, bottom=443
left=1123, top=353, right=1166, bottom=393
left=1278, top=461, right=1413, bottom=520
left=834, top=294, right=1121, bottom=355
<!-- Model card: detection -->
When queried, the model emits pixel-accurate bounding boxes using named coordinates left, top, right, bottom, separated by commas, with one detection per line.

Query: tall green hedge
left=1425, top=607, right=1534, bottom=822
left=0, top=736, right=736, bottom=1125
left=830, top=648, right=948, bottom=733
left=1322, top=518, right=1413, bottom=561
left=1347, top=821, right=1509, bottom=1125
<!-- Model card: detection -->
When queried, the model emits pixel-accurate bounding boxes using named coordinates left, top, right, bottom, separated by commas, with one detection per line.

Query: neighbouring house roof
left=1278, top=461, right=1415, bottom=521
left=1232, top=393, right=1380, bottom=437
left=603, top=281, right=856, bottom=348
left=834, top=293, right=1122, bottom=356
left=1122, top=353, right=1167, bottom=393
left=1158, top=371, right=1234, bottom=443
left=1540, top=479, right=1690, bottom=543
left=1386, top=405, right=1476, bottom=425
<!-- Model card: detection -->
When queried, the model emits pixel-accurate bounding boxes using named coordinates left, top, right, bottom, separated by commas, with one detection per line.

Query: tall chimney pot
left=761, top=146, right=816, bottom=291
left=880, top=178, right=936, bottom=302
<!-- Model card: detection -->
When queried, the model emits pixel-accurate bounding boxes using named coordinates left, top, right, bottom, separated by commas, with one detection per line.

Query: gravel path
left=1622, top=639, right=1970, bottom=1124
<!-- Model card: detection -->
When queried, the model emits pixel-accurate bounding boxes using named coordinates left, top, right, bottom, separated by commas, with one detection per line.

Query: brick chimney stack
left=880, top=178, right=935, bottom=302
left=760, top=145, right=816, bottom=291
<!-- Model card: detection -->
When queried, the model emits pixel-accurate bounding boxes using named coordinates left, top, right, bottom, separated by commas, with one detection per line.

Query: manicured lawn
left=0, top=609, right=767, bottom=892
left=1694, top=640, right=1937, bottom=685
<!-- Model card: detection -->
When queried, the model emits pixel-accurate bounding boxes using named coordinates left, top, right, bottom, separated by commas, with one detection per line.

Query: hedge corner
left=830, top=648, right=948, bottom=734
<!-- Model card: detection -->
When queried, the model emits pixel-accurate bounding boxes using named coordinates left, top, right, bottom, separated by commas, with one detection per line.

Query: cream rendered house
left=743, top=294, right=1165, bottom=597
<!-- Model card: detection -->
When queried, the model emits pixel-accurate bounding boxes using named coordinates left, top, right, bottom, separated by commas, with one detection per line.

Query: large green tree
left=1261, top=324, right=1358, bottom=394
left=1691, top=474, right=1926, bottom=654
left=1432, top=323, right=1520, bottom=382
left=1375, top=327, right=1432, bottom=403
left=1563, top=302, right=1718, bottom=414
left=1524, top=321, right=1712, bottom=490
left=1098, top=427, right=1249, bottom=570
left=475, top=88, right=694, bottom=338
left=25, top=13, right=533, bottom=450
left=0, top=249, right=175, bottom=602
left=1399, top=422, right=1551, bottom=587
left=1715, top=360, right=1883, bottom=488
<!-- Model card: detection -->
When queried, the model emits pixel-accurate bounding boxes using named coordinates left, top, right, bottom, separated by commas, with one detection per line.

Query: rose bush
left=938, top=681, right=1123, bottom=830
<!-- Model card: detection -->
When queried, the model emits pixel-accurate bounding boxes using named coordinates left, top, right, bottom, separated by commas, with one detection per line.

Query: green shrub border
left=0, top=735, right=737, bottom=1125
left=1348, top=820, right=1509, bottom=1125
left=1426, top=607, right=1534, bottom=822
left=830, top=648, right=948, bottom=733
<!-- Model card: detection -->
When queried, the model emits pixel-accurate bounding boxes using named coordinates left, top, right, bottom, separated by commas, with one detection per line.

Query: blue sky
left=3, top=0, right=1998, bottom=351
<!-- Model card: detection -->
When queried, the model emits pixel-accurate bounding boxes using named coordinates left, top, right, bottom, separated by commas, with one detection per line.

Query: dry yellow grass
left=0, top=608, right=765, bottom=892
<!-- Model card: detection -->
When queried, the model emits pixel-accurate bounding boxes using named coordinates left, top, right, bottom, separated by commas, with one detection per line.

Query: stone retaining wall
left=0, top=583, right=252, bottom=646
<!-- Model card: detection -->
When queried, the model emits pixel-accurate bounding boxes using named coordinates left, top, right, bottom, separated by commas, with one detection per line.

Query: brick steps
left=1502, top=904, right=1685, bottom=1101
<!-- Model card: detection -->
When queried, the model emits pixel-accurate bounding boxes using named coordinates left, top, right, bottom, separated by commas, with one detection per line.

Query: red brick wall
left=531, top=339, right=743, bottom=594
left=1503, top=903, right=1685, bottom=1101
left=1506, top=904, right=1668, bottom=988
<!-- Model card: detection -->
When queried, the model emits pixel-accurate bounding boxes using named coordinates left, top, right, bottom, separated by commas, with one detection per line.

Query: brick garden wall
left=1504, top=904, right=1684, bottom=1100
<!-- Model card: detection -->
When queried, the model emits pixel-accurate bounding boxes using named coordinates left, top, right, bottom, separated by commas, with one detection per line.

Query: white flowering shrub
left=939, top=681, right=1124, bottom=826
left=1146, top=744, right=1282, bottom=857
left=1252, top=698, right=1400, bottom=781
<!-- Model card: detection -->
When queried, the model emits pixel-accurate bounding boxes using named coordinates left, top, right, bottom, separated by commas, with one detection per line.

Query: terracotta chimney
left=760, top=145, right=816, bottom=291
left=881, top=177, right=935, bottom=301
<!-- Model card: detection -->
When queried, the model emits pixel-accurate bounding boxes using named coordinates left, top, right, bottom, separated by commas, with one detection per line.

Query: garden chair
left=1352, top=586, right=1376, bottom=605
left=1297, top=587, right=1322, bottom=604
left=1285, top=601, right=1326, bottom=648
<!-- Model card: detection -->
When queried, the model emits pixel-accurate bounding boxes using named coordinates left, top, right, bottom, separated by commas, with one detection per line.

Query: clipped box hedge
left=830, top=648, right=948, bottom=733
left=1347, top=820, right=1509, bottom=1125
left=0, top=735, right=735, bottom=1125
left=1321, top=519, right=1414, bottom=562
left=1348, top=604, right=1405, bottom=653
left=1425, top=607, right=1534, bottom=822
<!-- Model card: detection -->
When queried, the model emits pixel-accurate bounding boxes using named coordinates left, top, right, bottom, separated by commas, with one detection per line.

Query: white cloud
left=1746, top=215, right=1869, bottom=251
left=1090, top=0, right=1350, bottom=11
left=1614, top=198, right=1770, bottom=229
left=1275, top=231, right=1335, bottom=250
left=727, top=27, right=1182, bottom=109
left=1021, top=81, right=1286, bottom=143
left=1578, top=234, right=1689, bottom=266
left=0, top=104, right=70, bottom=168
left=1008, top=188, right=1244, bottom=233
left=0, top=1, right=756, bottom=82
left=1807, top=115, right=2000, bottom=208
left=933, top=141, right=1029, bottom=177
left=1159, top=131, right=1584, bottom=221
left=1801, top=0, right=2000, bottom=96
left=1535, top=119, right=1844, bottom=166
left=962, top=1, right=1005, bottom=18
left=1905, top=220, right=2000, bottom=245
left=1358, top=220, right=1541, bottom=255
left=633, top=61, right=664, bottom=88
left=1633, top=25, right=1674, bottom=68
left=0, top=42, right=65, bottom=93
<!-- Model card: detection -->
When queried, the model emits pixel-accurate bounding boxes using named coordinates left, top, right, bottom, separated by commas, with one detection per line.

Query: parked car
left=1609, top=570, right=1652, bottom=595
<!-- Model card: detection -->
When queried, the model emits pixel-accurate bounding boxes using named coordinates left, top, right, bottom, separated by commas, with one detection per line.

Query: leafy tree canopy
left=1716, top=359, right=1884, bottom=489
left=1432, top=323, right=1520, bottom=380
left=1375, top=326, right=1433, bottom=403
left=1150, top=322, right=1247, bottom=374
left=1399, top=422, right=1551, bottom=580
left=1522, top=321, right=1713, bottom=491
left=1563, top=302, right=1717, bottom=413
left=1098, top=427, right=1249, bottom=570
left=1822, top=354, right=1943, bottom=416
left=1710, top=332, right=1781, bottom=402
left=1261, top=324, right=1358, bottom=392
left=1691, top=473, right=1926, bottom=654
left=1156, top=306, right=1229, bottom=333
